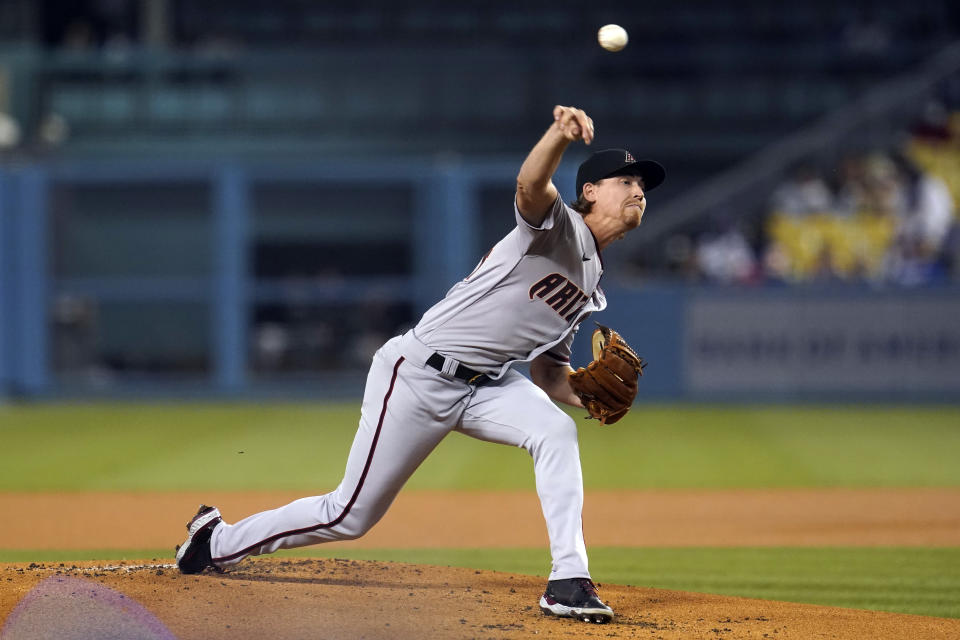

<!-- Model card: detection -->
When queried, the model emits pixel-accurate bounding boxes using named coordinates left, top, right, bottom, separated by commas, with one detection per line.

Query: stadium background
left=1, top=0, right=959, bottom=400
left=1, top=0, right=959, bottom=634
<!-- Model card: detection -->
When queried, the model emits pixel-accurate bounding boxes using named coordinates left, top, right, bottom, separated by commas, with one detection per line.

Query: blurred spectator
left=833, top=154, right=868, bottom=216
left=835, top=152, right=903, bottom=217
left=770, top=162, right=834, bottom=216
left=883, top=235, right=946, bottom=286
left=893, top=153, right=954, bottom=255
left=694, top=214, right=760, bottom=285
left=858, top=153, right=903, bottom=217
left=882, top=153, right=956, bottom=285
left=254, top=323, right=290, bottom=372
left=636, top=127, right=958, bottom=287
left=662, top=234, right=700, bottom=281
left=762, top=147, right=957, bottom=286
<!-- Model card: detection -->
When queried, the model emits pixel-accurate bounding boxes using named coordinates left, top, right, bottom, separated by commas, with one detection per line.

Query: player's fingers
left=555, top=107, right=592, bottom=144
left=568, top=111, right=586, bottom=139
left=556, top=109, right=579, bottom=140
left=572, top=110, right=593, bottom=144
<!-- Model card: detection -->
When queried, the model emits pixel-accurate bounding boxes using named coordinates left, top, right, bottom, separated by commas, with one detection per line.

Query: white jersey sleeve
left=513, top=195, right=564, bottom=233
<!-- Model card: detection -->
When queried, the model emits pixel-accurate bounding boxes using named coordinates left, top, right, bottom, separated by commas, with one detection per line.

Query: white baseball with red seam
left=597, top=24, right=628, bottom=52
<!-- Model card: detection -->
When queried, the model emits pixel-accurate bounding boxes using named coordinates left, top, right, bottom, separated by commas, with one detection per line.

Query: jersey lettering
left=529, top=273, right=590, bottom=322
left=557, top=291, right=587, bottom=317
left=528, top=273, right=567, bottom=299
left=563, top=293, right=590, bottom=321
left=545, top=281, right=580, bottom=312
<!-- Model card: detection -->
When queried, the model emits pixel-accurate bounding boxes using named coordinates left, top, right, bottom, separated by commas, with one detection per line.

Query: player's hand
left=553, top=105, right=594, bottom=145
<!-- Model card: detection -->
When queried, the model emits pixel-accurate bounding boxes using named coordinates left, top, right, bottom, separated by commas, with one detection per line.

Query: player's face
left=592, top=175, right=647, bottom=228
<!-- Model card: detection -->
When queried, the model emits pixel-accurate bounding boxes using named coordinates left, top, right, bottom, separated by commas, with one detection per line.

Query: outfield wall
left=591, top=283, right=960, bottom=402
left=1, top=162, right=958, bottom=402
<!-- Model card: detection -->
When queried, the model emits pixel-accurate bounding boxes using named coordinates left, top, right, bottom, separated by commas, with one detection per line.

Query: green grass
left=3, top=546, right=957, bottom=619
left=3, top=403, right=958, bottom=619
left=2, top=403, right=959, bottom=491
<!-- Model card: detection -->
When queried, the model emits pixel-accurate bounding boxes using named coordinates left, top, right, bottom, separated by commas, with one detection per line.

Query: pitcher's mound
left=1, top=558, right=956, bottom=639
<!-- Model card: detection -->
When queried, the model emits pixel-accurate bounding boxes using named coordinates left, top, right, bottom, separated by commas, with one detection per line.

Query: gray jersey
left=413, top=194, right=607, bottom=378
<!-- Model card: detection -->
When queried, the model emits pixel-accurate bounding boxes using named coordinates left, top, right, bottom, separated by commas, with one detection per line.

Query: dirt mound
left=2, top=558, right=957, bottom=640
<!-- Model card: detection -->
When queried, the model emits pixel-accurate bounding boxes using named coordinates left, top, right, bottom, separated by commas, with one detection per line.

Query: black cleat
left=539, top=577, right=614, bottom=624
left=175, top=504, right=222, bottom=574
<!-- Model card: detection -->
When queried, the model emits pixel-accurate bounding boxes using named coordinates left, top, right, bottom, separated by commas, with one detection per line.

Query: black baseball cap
left=575, top=149, right=666, bottom=197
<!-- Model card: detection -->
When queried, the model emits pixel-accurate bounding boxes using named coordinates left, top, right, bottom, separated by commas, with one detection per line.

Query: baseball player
left=176, top=105, right=664, bottom=625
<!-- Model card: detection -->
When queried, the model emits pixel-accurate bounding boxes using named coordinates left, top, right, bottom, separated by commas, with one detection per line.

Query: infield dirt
left=2, top=558, right=959, bottom=640
left=2, top=488, right=959, bottom=639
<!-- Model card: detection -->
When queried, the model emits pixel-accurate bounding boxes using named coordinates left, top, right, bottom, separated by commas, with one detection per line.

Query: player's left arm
left=530, top=354, right=584, bottom=408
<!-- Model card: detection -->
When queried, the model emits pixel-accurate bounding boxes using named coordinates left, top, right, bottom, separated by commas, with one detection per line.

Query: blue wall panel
left=14, top=170, right=49, bottom=395
left=580, top=283, right=686, bottom=399
left=0, top=171, right=8, bottom=396
left=212, top=167, right=248, bottom=391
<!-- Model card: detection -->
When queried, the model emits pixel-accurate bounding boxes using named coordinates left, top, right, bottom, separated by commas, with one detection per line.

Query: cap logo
left=625, top=151, right=635, bottom=163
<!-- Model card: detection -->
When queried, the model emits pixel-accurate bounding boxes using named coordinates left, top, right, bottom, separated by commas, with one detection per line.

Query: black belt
left=426, top=353, right=491, bottom=386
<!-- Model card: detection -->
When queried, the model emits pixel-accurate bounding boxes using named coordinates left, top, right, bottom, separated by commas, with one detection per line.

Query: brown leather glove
left=568, top=325, right=646, bottom=425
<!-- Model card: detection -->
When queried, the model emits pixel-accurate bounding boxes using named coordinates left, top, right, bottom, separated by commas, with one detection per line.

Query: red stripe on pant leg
left=214, top=356, right=406, bottom=563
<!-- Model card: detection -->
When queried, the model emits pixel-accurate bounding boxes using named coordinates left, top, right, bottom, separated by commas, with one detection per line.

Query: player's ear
left=582, top=182, right=599, bottom=203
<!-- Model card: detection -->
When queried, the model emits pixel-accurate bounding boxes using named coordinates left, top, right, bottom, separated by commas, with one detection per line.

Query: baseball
left=597, top=24, right=628, bottom=52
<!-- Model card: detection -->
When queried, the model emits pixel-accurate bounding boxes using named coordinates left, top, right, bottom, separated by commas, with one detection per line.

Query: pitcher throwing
left=175, top=105, right=664, bottom=624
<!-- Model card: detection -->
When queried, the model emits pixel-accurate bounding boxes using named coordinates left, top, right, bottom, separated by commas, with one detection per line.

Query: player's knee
left=350, top=510, right=385, bottom=537
left=336, top=507, right=390, bottom=540
left=528, top=411, right=578, bottom=455
left=334, top=519, right=371, bottom=541
left=549, top=410, right=578, bottom=439
left=334, top=528, right=364, bottom=541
